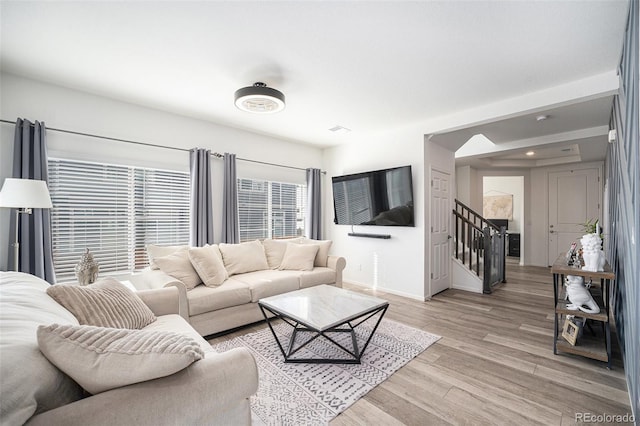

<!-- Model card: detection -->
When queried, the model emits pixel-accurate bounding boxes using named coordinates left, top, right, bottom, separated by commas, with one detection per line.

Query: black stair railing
left=453, top=199, right=507, bottom=293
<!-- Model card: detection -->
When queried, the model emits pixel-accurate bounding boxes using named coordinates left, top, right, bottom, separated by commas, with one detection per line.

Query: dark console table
left=551, top=255, right=615, bottom=368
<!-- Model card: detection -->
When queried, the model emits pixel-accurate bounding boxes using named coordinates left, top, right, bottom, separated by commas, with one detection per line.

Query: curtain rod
left=0, top=119, right=325, bottom=174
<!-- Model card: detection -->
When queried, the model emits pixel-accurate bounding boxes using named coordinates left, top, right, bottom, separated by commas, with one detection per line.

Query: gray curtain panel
left=9, top=118, right=56, bottom=283
left=221, top=153, right=239, bottom=244
left=305, top=168, right=322, bottom=240
left=189, top=148, right=214, bottom=247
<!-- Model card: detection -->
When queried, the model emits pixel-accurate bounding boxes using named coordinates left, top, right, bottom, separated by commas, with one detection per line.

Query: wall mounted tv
left=332, top=165, right=414, bottom=226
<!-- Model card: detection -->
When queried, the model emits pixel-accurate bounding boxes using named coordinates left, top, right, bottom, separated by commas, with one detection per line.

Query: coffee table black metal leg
left=350, top=324, right=360, bottom=359
left=259, top=304, right=289, bottom=361
left=358, top=305, right=388, bottom=358
left=259, top=302, right=388, bottom=364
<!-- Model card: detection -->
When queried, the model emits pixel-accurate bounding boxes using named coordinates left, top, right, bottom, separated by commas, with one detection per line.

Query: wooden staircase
left=453, top=200, right=507, bottom=294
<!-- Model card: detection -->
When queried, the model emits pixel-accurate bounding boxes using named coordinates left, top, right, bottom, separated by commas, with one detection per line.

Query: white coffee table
left=258, top=285, right=389, bottom=364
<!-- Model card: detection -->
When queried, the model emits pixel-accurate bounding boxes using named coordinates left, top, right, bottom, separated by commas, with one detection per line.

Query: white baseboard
left=344, top=280, right=426, bottom=301
left=451, top=281, right=483, bottom=294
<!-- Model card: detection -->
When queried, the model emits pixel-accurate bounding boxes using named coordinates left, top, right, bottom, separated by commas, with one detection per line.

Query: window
left=237, top=178, right=306, bottom=242
left=48, top=158, right=189, bottom=281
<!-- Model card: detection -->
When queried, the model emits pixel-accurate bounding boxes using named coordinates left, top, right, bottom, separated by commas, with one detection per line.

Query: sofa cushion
left=188, top=245, right=228, bottom=287
left=147, top=244, right=188, bottom=270
left=279, top=243, right=319, bottom=271
left=299, top=267, right=338, bottom=289
left=299, top=238, right=333, bottom=267
left=232, top=270, right=301, bottom=302
left=47, top=278, right=157, bottom=329
left=261, top=237, right=303, bottom=269
left=0, top=272, right=85, bottom=426
left=37, top=324, right=205, bottom=395
left=219, top=240, right=269, bottom=276
left=186, top=280, right=252, bottom=316
left=142, top=314, right=214, bottom=355
left=154, top=248, right=202, bottom=290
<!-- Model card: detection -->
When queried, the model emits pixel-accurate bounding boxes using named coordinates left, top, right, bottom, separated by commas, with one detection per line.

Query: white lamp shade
left=0, top=178, right=53, bottom=209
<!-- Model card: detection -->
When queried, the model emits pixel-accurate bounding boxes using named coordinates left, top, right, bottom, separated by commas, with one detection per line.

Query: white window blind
left=48, top=158, right=189, bottom=281
left=132, top=168, right=190, bottom=269
left=237, top=178, right=306, bottom=242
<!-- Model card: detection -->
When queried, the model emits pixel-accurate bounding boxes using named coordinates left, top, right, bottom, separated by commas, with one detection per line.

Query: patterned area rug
left=210, top=317, right=440, bottom=425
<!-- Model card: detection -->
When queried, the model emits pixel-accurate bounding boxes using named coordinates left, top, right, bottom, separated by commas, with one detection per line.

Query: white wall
left=455, top=165, right=471, bottom=205
left=0, top=72, right=323, bottom=271
left=323, top=125, right=427, bottom=300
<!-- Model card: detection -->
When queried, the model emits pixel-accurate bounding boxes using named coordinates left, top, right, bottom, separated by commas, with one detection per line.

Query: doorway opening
left=482, top=176, right=525, bottom=266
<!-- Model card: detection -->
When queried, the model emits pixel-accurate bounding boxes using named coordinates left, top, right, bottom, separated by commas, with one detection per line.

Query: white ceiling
left=435, top=95, right=616, bottom=167
left=0, top=1, right=630, bottom=166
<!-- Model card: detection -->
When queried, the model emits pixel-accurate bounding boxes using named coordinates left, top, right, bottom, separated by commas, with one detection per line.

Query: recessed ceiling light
left=234, top=82, right=285, bottom=114
left=329, top=125, right=351, bottom=134
left=536, top=114, right=550, bottom=122
left=526, top=151, right=535, bottom=156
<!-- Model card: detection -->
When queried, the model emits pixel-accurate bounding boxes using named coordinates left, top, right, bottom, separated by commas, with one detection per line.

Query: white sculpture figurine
left=565, top=275, right=600, bottom=314
left=75, top=248, right=100, bottom=285
left=580, top=233, right=605, bottom=272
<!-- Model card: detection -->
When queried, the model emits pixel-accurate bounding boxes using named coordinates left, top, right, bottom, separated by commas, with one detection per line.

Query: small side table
left=551, top=255, right=615, bottom=368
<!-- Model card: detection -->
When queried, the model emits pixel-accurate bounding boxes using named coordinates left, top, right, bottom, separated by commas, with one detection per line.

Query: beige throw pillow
left=37, top=324, right=205, bottom=395
left=188, top=245, right=228, bottom=287
left=219, top=240, right=269, bottom=276
left=147, top=244, right=188, bottom=270
left=46, top=278, right=156, bottom=329
left=261, top=237, right=303, bottom=269
left=299, top=239, right=333, bottom=267
left=154, top=248, right=202, bottom=290
left=279, top=243, right=319, bottom=271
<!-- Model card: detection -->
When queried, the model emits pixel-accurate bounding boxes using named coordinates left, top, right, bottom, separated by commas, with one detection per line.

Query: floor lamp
left=0, top=178, right=53, bottom=272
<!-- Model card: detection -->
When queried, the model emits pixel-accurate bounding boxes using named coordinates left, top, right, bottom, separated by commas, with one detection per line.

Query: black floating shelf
left=348, top=232, right=391, bottom=239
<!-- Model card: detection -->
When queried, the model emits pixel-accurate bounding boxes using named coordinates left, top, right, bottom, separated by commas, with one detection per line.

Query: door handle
left=549, top=230, right=554, bottom=234
left=447, top=235, right=452, bottom=240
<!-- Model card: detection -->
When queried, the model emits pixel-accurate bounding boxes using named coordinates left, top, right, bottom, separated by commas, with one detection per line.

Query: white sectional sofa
left=0, top=271, right=258, bottom=425
left=128, top=238, right=347, bottom=336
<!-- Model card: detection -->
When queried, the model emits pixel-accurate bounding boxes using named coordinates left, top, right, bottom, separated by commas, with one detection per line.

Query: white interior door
left=431, top=169, right=451, bottom=296
left=548, top=168, right=600, bottom=265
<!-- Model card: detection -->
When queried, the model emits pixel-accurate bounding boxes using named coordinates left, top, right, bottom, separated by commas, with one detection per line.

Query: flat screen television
left=332, top=165, right=414, bottom=226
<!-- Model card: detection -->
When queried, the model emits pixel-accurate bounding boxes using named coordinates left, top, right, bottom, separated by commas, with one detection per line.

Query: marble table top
left=258, top=285, right=389, bottom=331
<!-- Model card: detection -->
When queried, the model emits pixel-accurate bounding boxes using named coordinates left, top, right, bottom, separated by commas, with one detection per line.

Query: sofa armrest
left=128, top=270, right=189, bottom=321
left=136, top=286, right=180, bottom=317
left=27, top=347, right=258, bottom=426
left=127, top=269, right=181, bottom=290
left=163, top=281, right=189, bottom=322
left=327, top=255, right=346, bottom=287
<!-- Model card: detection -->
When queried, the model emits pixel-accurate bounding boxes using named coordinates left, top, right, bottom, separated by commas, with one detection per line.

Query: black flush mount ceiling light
left=234, top=82, right=285, bottom=113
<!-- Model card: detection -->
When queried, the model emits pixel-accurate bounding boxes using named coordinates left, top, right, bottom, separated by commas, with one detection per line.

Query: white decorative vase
left=582, top=251, right=599, bottom=272
left=580, top=233, right=605, bottom=272
left=597, top=250, right=606, bottom=271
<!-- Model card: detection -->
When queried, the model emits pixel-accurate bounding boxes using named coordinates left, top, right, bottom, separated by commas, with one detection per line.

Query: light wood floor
left=210, top=262, right=633, bottom=425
